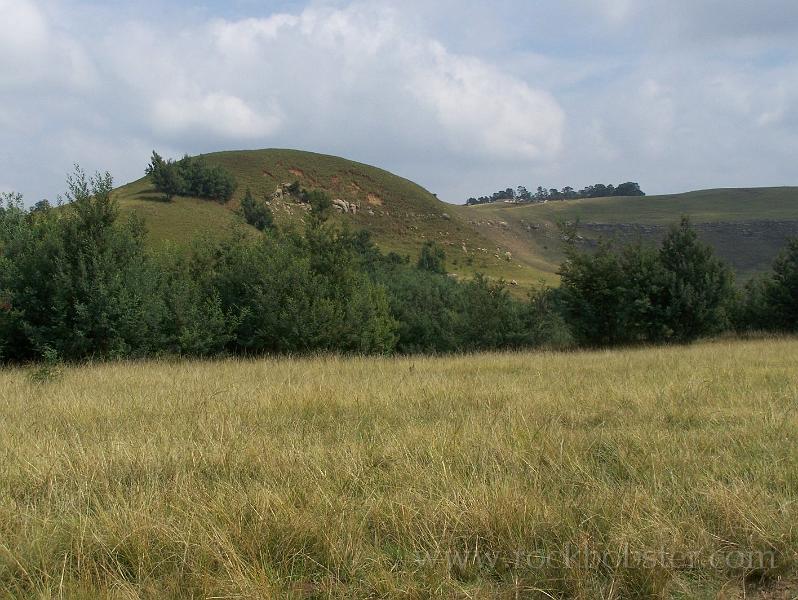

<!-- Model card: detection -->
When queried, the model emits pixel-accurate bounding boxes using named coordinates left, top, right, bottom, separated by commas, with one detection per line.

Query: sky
left=1, top=0, right=797, bottom=204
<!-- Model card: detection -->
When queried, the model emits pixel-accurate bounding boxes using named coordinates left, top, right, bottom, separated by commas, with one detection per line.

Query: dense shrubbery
left=146, top=151, right=237, bottom=202
left=559, top=217, right=736, bottom=346
left=738, top=239, right=798, bottom=333
left=1, top=169, right=796, bottom=363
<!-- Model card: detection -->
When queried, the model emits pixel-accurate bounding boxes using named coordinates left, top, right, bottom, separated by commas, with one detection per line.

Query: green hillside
left=453, top=187, right=798, bottom=281
left=114, top=149, right=798, bottom=286
left=115, top=149, right=558, bottom=287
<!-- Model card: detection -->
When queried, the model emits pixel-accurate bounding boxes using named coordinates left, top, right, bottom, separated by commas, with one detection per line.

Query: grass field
left=1, top=339, right=797, bottom=598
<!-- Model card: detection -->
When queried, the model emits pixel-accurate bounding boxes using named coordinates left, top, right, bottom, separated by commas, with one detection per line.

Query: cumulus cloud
left=152, top=93, right=283, bottom=139
left=157, top=4, right=563, bottom=159
left=0, top=0, right=796, bottom=203
left=409, top=43, right=564, bottom=160
left=0, top=0, right=94, bottom=89
left=0, top=0, right=569, bottom=201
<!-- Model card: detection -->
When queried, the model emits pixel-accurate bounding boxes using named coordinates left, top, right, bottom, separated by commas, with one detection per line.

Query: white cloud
left=410, top=43, right=564, bottom=161
left=0, top=0, right=94, bottom=89
left=152, top=93, right=283, bottom=140
left=100, top=3, right=565, bottom=162
left=0, top=0, right=797, bottom=203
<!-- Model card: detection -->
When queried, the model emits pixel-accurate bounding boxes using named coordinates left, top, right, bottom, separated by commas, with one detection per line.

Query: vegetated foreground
left=2, top=339, right=797, bottom=599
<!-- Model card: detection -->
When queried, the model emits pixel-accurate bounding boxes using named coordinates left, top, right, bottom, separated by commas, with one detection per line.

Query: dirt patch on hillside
left=367, top=193, right=383, bottom=206
left=288, top=168, right=305, bottom=178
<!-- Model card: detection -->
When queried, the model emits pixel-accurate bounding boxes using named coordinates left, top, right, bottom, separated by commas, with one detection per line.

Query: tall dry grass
left=0, top=338, right=796, bottom=598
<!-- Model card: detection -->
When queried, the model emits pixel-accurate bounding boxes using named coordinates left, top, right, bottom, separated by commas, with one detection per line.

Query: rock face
left=271, top=182, right=296, bottom=203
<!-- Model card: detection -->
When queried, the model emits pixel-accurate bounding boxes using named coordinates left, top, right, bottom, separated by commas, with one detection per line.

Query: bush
left=460, top=275, right=525, bottom=350
left=240, top=188, right=274, bottom=231
left=559, top=218, right=735, bottom=346
left=417, top=240, right=446, bottom=274
left=376, top=266, right=464, bottom=353
left=1, top=167, right=767, bottom=364
left=519, top=286, right=574, bottom=349
left=0, top=168, right=163, bottom=361
left=559, top=241, right=629, bottom=346
left=764, top=238, right=798, bottom=331
left=146, top=151, right=237, bottom=202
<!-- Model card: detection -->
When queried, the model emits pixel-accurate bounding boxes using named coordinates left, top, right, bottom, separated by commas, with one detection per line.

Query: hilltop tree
left=615, top=182, right=645, bottom=197
left=146, top=151, right=183, bottom=201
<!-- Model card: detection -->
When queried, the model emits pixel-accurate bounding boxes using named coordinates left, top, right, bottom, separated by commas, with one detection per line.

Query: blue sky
left=2, top=0, right=797, bottom=203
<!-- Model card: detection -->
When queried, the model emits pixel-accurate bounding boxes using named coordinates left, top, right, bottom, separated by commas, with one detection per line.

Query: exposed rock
left=332, top=198, right=350, bottom=213
left=441, top=213, right=451, bottom=220
left=331, top=198, right=360, bottom=214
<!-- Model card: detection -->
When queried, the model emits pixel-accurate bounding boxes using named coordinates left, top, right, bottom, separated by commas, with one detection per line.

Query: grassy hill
left=114, top=149, right=558, bottom=287
left=452, top=186, right=798, bottom=282
left=114, top=149, right=798, bottom=287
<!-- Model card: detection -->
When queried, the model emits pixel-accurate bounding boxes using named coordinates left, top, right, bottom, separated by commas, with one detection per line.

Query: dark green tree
left=763, top=238, right=798, bottom=331
left=656, top=217, right=735, bottom=341
left=460, top=275, right=524, bottom=350
left=558, top=241, right=629, bottom=346
left=0, top=168, right=163, bottom=361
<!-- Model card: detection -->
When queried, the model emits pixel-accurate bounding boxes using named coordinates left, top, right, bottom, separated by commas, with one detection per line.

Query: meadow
left=1, top=338, right=797, bottom=598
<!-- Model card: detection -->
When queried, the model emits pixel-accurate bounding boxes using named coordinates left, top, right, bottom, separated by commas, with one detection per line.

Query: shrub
left=377, top=266, right=464, bottom=353
left=763, top=238, right=798, bottom=331
left=0, top=168, right=163, bottom=361
left=559, top=218, right=735, bottom=345
left=240, top=188, right=274, bottom=231
left=417, top=240, right=446, bottom=274
left=559, top=241, right=629, bottom=346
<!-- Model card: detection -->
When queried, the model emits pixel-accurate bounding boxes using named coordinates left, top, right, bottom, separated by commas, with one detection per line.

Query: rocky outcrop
left=332, top=198, right=358, bottom=214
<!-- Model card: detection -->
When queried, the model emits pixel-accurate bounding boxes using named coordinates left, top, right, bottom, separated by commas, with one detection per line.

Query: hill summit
left=115, top=149, right=553, bottom=286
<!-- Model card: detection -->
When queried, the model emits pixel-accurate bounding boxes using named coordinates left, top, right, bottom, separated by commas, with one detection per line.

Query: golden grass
left=1, top=339, right=797, bottom=598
